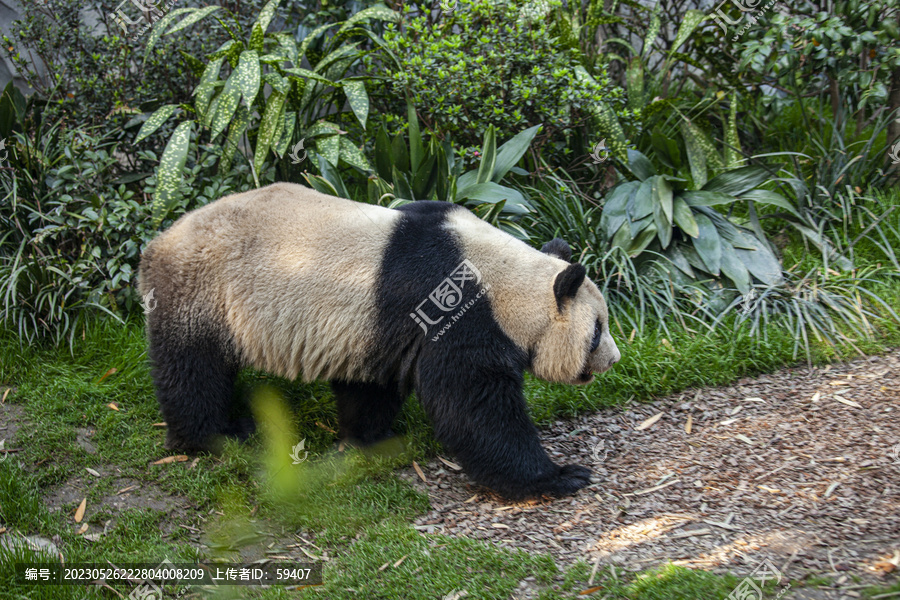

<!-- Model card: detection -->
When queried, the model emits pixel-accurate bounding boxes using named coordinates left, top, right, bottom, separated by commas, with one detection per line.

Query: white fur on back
left=148, top=183, right=398, bottom=382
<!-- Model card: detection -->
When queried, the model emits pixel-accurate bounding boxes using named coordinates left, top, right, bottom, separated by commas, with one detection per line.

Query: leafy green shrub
left=306, top=101, right=540, bottom=237
left=142, top=0, right=398, bottom=224
left=371, top=0, right=628, bottom=162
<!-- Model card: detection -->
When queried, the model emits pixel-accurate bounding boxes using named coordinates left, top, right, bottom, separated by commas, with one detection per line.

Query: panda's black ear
left=541, top=238, right=572, bottom=262
left=553, top=263, right=586, bottom=311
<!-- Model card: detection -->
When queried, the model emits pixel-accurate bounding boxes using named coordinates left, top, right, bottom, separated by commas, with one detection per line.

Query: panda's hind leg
left=331, top=380, right=405, bottom=446
left=147, top=322, right=242, bottom=452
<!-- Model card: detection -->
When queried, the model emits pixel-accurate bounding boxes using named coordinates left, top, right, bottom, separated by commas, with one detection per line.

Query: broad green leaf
left=375, top=125, right=392, bottom=181
left=611, top=220, right=632, bottom=251
left=653, top=175, right=673, bottom=224
left=672, top=197, right=699, bottom=237
left=458, top=182, right=529, bottom=214
left=134, top=104, right=178, bottom=144
left=316, top=153, right=350, bottom=198
left=249, top=24, right=265, bottom=53
left=343, top=79, right=369, bottom=129
left=194, top=57, right=224, bottom=119
left=724, top=93, right=742, bottom=169
left=625, top=149, right=656, bottom=181
left=691, top=212, right=722, bottom=276
left=339, top=137, right=371, bottom=172
left=305, top=120, right=342, bottom=138
left=642, top=6, right=661, bottom=58
left=273, top=112, right=295, bottom=157
left=411, top=153, right=437, bottom=199
left=316, top=133, right=340, bottom=166
left=165, top=6, right=221, bottom=36
left=627, top=222, right=658, bottom=256
left=234, top=50, right=261, bottom=108
left=734, top=234, right=783, bottom=286
left=491, top=124, right=540, bottom=183
left=667, top=245, right=696, bottom=278
left=263, top=72, right=289, bottom=95
left=680, top=120, right=707, bottom=189
left=210, top=70, right=242, bottom=140
left=719, top=242, right=751, bottom=295
left=476, top=127, right=497, bottom=185
left=338, top=4, right=400, bottom=34
left=392, top=167, right=413, bottom=200
left=626, top=57, right=644, bottom=109
left=220, top=104, right=251, bottom=173
left=314, top=42, right=361, bottom=73
left=256, top=0, right=281, bottom=33
left=391, top=133, right=409, bottom=174
left=627, top=179, right=654, bottom=222
left=283, top=67, right=336, bottom=87
left=670, top=9, right=705, bottom=54
left=681, top=190, right=738, bottom=207
left=600, top=181, right=639, bottom=238
left=152, top=121, right=192, bottom=226
left=298, top=23, right=339, bottom=61
left=741, top=189, right=801, bottom=218
left=703, top=166, right=769, bottom=196
left=143, top=8, right=194, bottom=63
left=254, top=89, right=285, bottom=174
left=304, top=173, right=340, bottom=197
left=408, top=101, right=422, bottom=174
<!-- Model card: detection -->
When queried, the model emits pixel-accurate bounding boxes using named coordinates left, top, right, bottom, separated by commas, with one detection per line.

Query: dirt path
left=404, top=350, right=900, bottom=593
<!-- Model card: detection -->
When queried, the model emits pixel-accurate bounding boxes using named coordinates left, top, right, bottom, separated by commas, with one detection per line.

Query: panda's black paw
left=545, top=464, right=592, bottom=497
left=223, top=416, right=257, bottom=441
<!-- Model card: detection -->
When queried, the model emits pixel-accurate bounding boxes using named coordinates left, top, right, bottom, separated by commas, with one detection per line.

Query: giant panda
left=138, top=182, right=621, bottom=500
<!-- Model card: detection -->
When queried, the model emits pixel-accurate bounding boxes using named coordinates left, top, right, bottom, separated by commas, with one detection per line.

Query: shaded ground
left=404, top=350, right=900, bottom=595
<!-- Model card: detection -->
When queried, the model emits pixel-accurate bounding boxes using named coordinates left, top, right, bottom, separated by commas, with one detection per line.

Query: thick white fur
left=145, top=183, right=398, bottom=381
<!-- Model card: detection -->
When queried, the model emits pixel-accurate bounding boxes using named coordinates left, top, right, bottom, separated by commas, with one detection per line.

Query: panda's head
left=531, top=238, right=621, bottom=385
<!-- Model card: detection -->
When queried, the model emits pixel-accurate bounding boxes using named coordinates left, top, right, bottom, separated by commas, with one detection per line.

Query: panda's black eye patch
left=589, top=322, right=601, bottom=353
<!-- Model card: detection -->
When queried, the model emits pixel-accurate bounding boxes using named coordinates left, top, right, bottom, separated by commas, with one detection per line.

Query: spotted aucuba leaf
left=298, top=23, right=339, bottom=63
left=255, top=0, right=281, bottom=33
left=134, top=104, right=178, bottom=144
left=342, top=78, right=369, bottom=129
left=151, top=121, right=192, bottom=226
left=143, top=8, right=194, bottom=64
left=210, top=70, right=242, bottom=140
left=339, top=137, right=371, bottom=171
left=249, top=24, right=265, bottom=53
left=234, top=50, right=261, bottom=108
left=670, top=9, right=705, bottom=55
left=194, top=57, right=224, bottom=120
left=724, top=94, right=742, bottom=169
left=219, top=104, right=251, bottom=174
left=254, top=90, right=286, bottom=175
left=305, top=121, right=342, bottom=138
left=273, top=32, right=297, bottom=64
left=165, top=6, right=221, bottom=37
left=574, top=66, right=628, bottom=161
left=263, top=73, right=289, bottom=95
left=316, top=134, right=340, bottom=166
left=272, top=113, right=296, bottom=158
left=314, top=42, right=361, bottom=73
left=283, top=68, right=336, bottom=87
left=337, top=4, right=400, bottom=34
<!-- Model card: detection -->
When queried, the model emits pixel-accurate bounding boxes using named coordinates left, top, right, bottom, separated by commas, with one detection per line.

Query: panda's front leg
left=414, top=354, right=592, bottom=501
